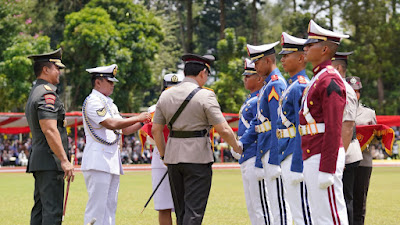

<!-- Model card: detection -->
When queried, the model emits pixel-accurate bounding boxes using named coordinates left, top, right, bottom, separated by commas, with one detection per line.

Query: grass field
left=0, top=167, right=399, bottom=224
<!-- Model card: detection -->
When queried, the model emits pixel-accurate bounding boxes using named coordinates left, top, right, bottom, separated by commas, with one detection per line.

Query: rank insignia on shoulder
left=45, top=104, right=55, bottom=109
left=44, top=94, right=56, bottom=105
left=326, top=65, right=336, bottom=74
left=268, top=86, right=279, bottom=102
left=271, top=75, right=279, bottom=81
left=43, top=85, right=53, bottom=91
left=96, top=107, right=106, bottom=117
left=298, top=76, right=307, bottom=84
left=202, top=87, right=214, bottom=92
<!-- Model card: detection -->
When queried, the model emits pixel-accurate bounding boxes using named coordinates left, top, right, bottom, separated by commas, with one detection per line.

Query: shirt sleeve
left=291, top=84, right=305, bottom=172
left=320, top=77, right=347, bottom=173
left=153, top=97, right=166, bottom=125
left=342, top=85, right=358, bottom=122
left=37, top=92, right=59, bottom=120
left=85, top=97, right=112, bottom=125
left=267, top=81, right=286, bottom=166
left=204, top=91, right=226, bottom=125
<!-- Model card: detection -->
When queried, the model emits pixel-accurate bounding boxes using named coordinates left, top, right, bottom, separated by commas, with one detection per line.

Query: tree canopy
left=0, top=0, right=399, bottom=115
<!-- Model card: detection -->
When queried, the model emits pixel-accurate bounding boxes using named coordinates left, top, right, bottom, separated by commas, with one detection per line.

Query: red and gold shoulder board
left=202, top=87, right=214, bottom=92
left=271, top=75, right=279, bottom=81
left=326, top=65, right=336, bottom=74
left=298, top=76, right=307, bottom=84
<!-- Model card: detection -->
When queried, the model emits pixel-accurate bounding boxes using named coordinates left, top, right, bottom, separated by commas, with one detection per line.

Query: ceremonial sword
left=141, top=170, right=168, bottom=214
left=62, top=154, right=75, bottom=221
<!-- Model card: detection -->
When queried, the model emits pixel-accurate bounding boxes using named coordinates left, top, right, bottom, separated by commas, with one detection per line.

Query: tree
left=0, top=35, right=51, bottom=111
left=342, top=0, right=400, bottom=114
left=211, top=28, right=248, bottom=113
left=62, top=0, right=163, bottom=112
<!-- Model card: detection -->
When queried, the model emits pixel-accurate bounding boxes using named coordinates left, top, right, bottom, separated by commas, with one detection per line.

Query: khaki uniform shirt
left=153, top=77, right=225, bottom=164
left=342, top=80, right=363, bottom=164
left=355, top=103, right=377, bottom=167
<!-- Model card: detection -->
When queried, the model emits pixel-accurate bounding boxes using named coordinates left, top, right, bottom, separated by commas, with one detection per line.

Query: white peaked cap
left=247, top=41, right=280, bottom=63
left=163, top=73, right=184, bottom=83
left=86, top=64, right=119, bottom=82
left=306, top=20, right=350, bottom=44
left=279, top=32, right=307, bottom=55
left=242, top=58, right=257, bottom=76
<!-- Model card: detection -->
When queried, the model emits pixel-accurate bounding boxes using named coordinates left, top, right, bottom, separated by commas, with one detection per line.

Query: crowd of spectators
left=1, top=126, right=400, bottom=167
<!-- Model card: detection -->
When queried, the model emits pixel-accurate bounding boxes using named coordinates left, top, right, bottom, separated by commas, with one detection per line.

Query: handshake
left=230, top=141, right=243, bottom=160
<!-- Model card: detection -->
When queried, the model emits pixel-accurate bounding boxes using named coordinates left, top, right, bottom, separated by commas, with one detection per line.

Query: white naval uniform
left=81, top=89, right=124, bottom=225
left=151, top=145, right=174, bottom=211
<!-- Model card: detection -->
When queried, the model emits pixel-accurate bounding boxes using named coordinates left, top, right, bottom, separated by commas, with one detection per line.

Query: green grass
left=0, top=167, right=399, bottom=224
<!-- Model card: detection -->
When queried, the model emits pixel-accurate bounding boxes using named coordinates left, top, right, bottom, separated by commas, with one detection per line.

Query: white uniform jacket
left=81, top=89, right=124, bottom=175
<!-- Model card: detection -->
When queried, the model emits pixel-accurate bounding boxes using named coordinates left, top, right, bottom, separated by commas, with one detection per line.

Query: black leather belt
left=170, top=129, right=208, bottom=138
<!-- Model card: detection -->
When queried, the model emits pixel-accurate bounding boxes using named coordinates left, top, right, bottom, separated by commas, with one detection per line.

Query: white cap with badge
left=86, top=64, right=119, bottom=82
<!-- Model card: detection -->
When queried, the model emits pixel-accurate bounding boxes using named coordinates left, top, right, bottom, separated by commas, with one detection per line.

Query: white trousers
left=281, top=155, right=313, bottom=225
left=262, top=151, right=292, bottom=225
left=241, top=157, right=273, bottom=225
left=303, top=148, right=348, bottom=225
left=83, top=170, right=120, bottom=225
left=152, top=167, right=174, bottom=211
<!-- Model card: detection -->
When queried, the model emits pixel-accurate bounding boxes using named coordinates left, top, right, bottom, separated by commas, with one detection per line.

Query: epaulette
left=202, top=87, right=214, bottom=92
left=43, top=84, right=53, bottom=91
left=326, top=65, right=336, bottom=74
left=271, top=75, right=279, bottom=81
left=298, top=75, right=307, bottom=84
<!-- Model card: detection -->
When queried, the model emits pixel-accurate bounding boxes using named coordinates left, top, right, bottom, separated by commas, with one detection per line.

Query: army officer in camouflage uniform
left=26, top=48, right=75, bottom=225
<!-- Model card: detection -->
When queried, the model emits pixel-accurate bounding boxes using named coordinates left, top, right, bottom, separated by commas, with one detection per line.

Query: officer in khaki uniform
left=332, top=52, right=362, bottom=225
left=26, top=48, right=75, bottom=225
left=346, top=76, right=377, bottom=225
left=152, top=53, right=242, bottom=225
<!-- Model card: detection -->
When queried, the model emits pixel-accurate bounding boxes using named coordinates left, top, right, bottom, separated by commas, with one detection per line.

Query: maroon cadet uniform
left=300, top=19, right=350, bottom=225
left=300, top=62, right=346, bottom=173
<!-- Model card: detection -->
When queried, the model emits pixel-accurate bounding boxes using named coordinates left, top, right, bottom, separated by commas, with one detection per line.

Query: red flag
left=356, top=124, right=395, bottom=156
left=139, top=122, right=169, bottom=153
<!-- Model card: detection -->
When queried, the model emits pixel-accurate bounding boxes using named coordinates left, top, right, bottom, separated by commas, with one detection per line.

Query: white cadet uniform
left=82, top=65, right=123, bottom=225
left=148, top=104, right=174, bottom=211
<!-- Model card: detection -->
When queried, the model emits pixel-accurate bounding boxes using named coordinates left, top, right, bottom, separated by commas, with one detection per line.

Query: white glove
left=266, top=163, right=281, bottom=181
left=318, top=171, right=334, bottom=189
left=230, top=148, right=241, bottom=160
left=254, top=167, right=266, bottom=181
left=288, top=170, right=304, bottom=185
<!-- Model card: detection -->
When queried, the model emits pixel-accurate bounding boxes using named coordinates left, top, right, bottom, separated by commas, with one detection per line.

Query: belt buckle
left=298, top=125, right=303, bottom=136
left=276, top=130, right=282, bottom=139
left=288, top=127, right=295, bottom=138
left=307, top=121, right=318, bottom=135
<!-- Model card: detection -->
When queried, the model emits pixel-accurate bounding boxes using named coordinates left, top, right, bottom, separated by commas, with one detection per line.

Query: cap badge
left=113, top=67, right=118, bottom=76
left=171, top=75, right=178, bottom=82
left=281, top=35, right=284, bottom=45
left=350, top=77, right=357, bottom=84
left=43, top=85, right=53, bottom=91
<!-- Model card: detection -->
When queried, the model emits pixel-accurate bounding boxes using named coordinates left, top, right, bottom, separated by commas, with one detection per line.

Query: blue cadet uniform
left=301, top=20, right=350, bottom=225
left=277, top=32, right=313, bottom=225
left=238, top=59, right=259, bottom=164
left=237, top=58, right=269, bottom=225
left=240, top=42, right=291, bottom=225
